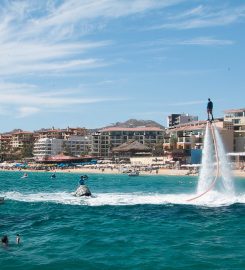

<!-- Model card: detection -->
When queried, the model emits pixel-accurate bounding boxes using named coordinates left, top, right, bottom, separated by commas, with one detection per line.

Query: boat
left=128, top=171, right=139, bottom=176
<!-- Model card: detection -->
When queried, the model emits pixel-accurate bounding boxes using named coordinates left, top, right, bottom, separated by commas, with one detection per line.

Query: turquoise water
left=0, top=171, right=245, bottom=270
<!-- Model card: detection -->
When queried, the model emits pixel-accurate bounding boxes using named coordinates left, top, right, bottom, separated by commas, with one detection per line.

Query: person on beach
left=207, top=98, right=214, bottom=121
left=1, top=235, right=9, bottom=246
left=16, top=234, right=20, bottom=244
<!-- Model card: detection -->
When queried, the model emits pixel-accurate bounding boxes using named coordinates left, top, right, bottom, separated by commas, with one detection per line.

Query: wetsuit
left=207, top=101, right=214, bottom=121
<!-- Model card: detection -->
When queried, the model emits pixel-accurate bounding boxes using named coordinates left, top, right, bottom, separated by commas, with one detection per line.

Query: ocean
left=0, top=171, right=245, bottom=270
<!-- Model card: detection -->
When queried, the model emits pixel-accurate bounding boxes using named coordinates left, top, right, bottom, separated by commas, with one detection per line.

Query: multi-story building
left=64, top=135, right=92, bottom=156
left=224, top=108, right=245, bottom=152
left=91, top=127, right=165, bottom=157
left=34, top=127, right=87, bottom=140
left=10, top=130, right=35, bottom=149
left=163, top=120, right=233, bottom=163
left=167, top=113, right=198, bottom=128
left=33, top=138, right=63, bottom=159
left=0, top=134, right=12, bottom=160
left=0, top=134, right=12, bottom=150
left=33, top=136, right=92, bottom=159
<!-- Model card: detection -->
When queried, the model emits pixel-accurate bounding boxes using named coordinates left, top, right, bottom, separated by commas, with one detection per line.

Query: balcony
left=178, top=137, right=191, bottom=143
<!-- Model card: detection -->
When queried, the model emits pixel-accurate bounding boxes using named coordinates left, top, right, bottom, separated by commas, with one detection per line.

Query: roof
left=167, top=120, right=224, bottom=132
left=12, top=131, right=34, bottom=135
left=37, top=153, right=93, bottom=162
left=100, top=126, right=164, bottom=132
left=112, top=140, right=151, bottom=152
left=170, top=125, right=205, bottom=132
left=224, top=108, right=245, bottom=114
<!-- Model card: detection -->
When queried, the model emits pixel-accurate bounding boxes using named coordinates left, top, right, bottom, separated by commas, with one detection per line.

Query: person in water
left=207, top=98, right=214, bottom=121
left=1, top=235, right=9, bottom=246
left=16, top=234, right=20, bottom=244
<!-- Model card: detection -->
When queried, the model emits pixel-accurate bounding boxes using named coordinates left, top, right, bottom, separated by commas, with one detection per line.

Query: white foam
left=1, top=191, right=244, bottom=207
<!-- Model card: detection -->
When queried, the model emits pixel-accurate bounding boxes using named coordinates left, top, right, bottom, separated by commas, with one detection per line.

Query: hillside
left=105, top=119, right=165, bottom=129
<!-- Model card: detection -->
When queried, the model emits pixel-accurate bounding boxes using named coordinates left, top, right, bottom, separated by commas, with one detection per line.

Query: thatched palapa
left=112, top=140, right=151, bottom=157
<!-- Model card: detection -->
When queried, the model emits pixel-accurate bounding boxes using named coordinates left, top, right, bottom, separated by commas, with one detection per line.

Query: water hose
left=187, top=122, right=220, bottom=202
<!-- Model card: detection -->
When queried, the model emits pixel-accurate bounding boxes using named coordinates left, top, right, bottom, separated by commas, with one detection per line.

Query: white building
left=33, top=136, right=92, bottom=159
left=33, top=138, right=63, bottom=159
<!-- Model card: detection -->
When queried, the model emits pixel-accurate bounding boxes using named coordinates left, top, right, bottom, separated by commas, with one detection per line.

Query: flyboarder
left=207, top=98, right=214, bottom=122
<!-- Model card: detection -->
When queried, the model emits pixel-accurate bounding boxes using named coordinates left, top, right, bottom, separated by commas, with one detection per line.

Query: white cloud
left=140, top=37, right=234, bottom=49
left=0, top=0, right=183, bottom=77
left=150, top=4, right=245, bottom=30
left=0, top=80, right=126, bottom=118
left=0, top=90, right=122, bottom=107
left=17, top=107, right=40, bottom=118
left=176, top=37, right=234, bottom=46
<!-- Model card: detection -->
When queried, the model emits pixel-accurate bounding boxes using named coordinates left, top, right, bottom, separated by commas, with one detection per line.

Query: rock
left=73, top=185, right=91, bottom=197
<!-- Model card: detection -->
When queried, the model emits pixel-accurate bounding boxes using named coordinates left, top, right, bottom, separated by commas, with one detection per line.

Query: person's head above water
left=208, top=98, right=211, bottom=101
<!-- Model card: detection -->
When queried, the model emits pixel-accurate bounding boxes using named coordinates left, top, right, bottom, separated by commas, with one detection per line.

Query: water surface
left=0, top=171, right=244, bottom=270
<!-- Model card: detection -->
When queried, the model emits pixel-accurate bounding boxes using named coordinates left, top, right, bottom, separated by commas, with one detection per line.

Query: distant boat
left=128, top=171, right=139, bottom=176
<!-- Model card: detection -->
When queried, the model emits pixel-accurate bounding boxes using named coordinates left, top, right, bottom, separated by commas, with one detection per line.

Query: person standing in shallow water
left=207, top=98, right=214, bottom=121
left=16, top=234, right=20, bottom=244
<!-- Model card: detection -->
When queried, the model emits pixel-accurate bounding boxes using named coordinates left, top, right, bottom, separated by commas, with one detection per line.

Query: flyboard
left=187, top=121, right=220, bottom=202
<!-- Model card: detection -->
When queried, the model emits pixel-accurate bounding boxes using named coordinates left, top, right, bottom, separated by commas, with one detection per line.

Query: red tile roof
left=224, top=108, right=245, bottom=114
left=100, top=127, right=164, bottom=132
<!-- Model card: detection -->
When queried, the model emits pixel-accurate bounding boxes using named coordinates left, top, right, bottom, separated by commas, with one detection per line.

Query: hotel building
left=91, top=127, right=165, bottom=157
left=224, top=108, right=245, bottom=152
left=163, top=120, right=233, bottom=163
left=33, top=136, right=92, bottom=160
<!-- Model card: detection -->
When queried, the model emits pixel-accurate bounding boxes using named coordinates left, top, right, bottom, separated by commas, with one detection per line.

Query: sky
left=0, top=0, right=245, bottom=132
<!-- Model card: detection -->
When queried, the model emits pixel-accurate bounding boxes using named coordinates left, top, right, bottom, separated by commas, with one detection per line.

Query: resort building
left=0, top=134, right=12, bottom=150
left=64, top=135, right=92, bottom=156
left=33, top=136, right=92, bottom=160
left=224, top=108, right=245, bottom=152
left=10, top=130, right=35, bottom=149
left=163, top=120, right=233, bottom=163
left=34, top=127, right=87, bottom=140
left=0, top=134, right=12, bottom=160
left=33, top=138, right=63, bottom=159
left=91, top=127, right=165, bottom=158
left=167, top=113, right=198, bottom=128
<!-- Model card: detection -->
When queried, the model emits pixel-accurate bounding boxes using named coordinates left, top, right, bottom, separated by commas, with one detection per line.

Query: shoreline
left=1, top=167, right=245, bottom=178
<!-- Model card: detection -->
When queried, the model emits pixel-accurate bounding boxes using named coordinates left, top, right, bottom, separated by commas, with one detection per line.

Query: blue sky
left=0, top=0, right=244, bottom=132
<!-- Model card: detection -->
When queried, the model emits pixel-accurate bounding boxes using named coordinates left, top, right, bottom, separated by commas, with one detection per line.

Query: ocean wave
left=1, top=190, right=245, bottom=207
